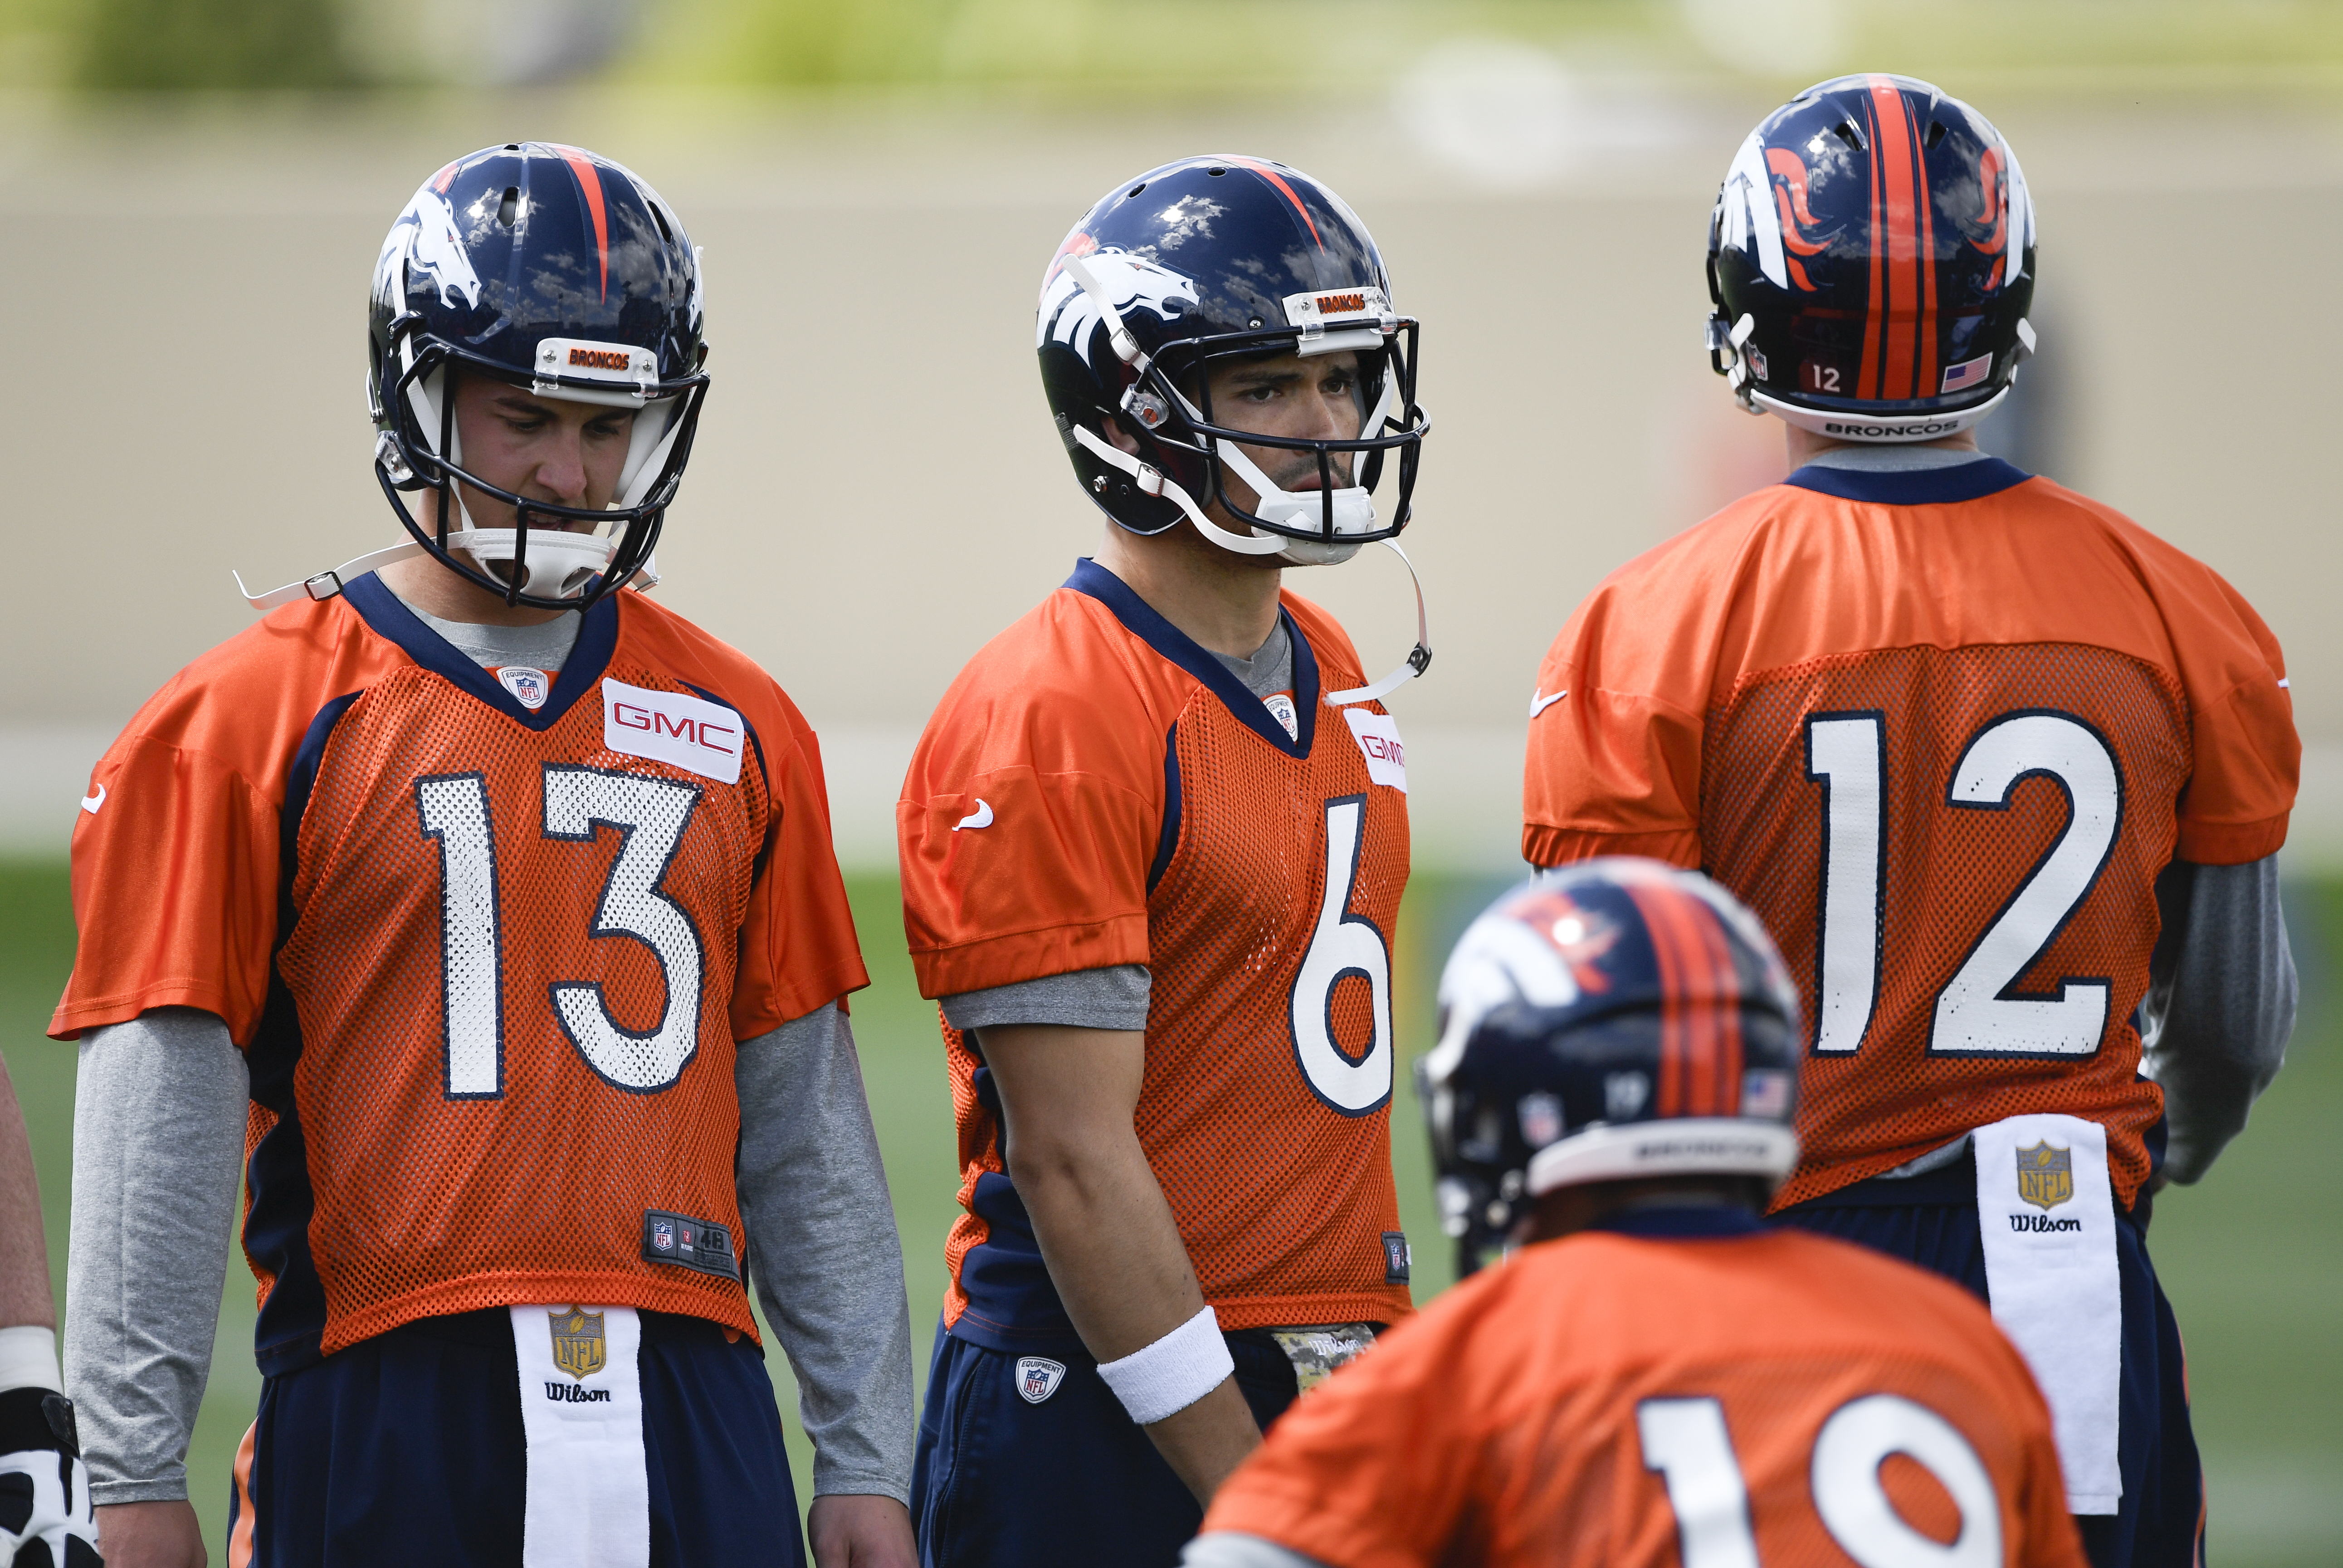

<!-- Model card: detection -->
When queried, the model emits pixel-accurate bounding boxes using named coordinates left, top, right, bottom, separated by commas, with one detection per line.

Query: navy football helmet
left=367, top=142, right=709, bottom=610
left=1706, top=75, right=2036, bottom=442
left=1037, top=156, right=1429, bottom=568
left=1418, top=860, right=1804, bottom=1276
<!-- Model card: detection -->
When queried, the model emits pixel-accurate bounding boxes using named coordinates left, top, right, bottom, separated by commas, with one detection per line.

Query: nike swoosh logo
left=954, top=799, right=994, bottom=831
left=80, top=783, right=106, bottom=815
left=1529, top=689, right=1568, bottom=718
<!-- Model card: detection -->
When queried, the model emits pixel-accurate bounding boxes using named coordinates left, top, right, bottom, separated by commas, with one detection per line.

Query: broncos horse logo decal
left=1037, top=239, right=1201, bottom=360
left=374, top=176, right=485, bottom=315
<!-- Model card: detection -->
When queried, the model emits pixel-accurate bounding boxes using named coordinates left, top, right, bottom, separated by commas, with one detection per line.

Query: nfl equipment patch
left=1015, top=1356, right=1066, bottom=1405
left=640, top=1210, right=738, bottom=1280
left=1381, top=1231, right=1411, bottom=1285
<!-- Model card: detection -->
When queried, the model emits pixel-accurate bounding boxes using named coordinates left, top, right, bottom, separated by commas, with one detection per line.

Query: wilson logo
left=543, top=1382, right=612, bottom=1402
left=602, top=679, right=745, bottom=785
left=2007, top=1213, right=2083, bottom=1234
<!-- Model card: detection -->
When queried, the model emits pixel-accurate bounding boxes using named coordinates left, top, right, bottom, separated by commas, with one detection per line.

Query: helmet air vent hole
left=1127, top=182, right=1146, bottom=198
left=649, top=201, right=673, bottom=243
left=498, top=187, right=519, bottom=227
left=1834, top=120, right=1866, bottom=152
left=1206, top=166, right=1226, bottom=176
left=504, top=142, right=521, bottom=151
left=1925, top=121, right=1948, bottom=150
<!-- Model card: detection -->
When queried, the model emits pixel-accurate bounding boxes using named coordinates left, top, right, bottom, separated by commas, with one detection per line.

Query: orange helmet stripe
left=549, top=144, right=611, bottom=303
left=1228, top=157, right=1325, bottom=250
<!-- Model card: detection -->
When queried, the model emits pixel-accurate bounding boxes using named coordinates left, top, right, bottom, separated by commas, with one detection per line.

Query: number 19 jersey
left=52, top=574, right=867, bottom=1370
left=1522, top=459, right=2296, bottom=1208
left=898, top=560, right=1413, bottom=1348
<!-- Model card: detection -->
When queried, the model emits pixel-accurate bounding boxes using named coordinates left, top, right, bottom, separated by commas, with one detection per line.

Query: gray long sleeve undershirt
left=2142, top=855, right=2296, bottom=1184
left=63, top=1009, right=246, bottom=1506
left=66, top=1002, right=914, bottom=1504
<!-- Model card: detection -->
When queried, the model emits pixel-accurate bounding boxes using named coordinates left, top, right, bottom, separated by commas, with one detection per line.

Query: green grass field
left=5, top=860, right=2338, bottom=1559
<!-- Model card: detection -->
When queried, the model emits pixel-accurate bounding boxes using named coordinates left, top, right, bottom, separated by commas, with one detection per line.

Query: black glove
left=0, top=1387, right=100, bottom=1568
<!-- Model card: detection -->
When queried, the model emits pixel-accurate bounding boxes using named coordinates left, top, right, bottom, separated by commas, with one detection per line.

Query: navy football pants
left=1779, top=1157, right=2204, bottom=1568
left=910, top=1321, right=1299, bottom=1568
left=225, top=1307, right=805, bottom=1567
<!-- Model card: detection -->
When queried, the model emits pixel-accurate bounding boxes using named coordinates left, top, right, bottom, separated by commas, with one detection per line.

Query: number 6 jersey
left=51, top=574, right=867, bottom=1371
left=1521, top=459, right=2297, bottom=1209
left=898, top=560, right=1413, bottom=1349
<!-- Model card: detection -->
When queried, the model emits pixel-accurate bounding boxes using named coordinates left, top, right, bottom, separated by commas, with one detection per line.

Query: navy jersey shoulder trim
left=246, top=689, right=365, bottom=1374
left=340, top=572, right=619, bottom=730
left=1782, top=456, right=2032, bottom=506
left=1064, top=558, right=1318, bottom=757
left=1147, top=722, right=1182, bottom=894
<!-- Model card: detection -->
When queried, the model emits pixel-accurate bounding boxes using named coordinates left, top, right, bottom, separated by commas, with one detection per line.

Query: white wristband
left=1096, top=1305, right=1234, bottom=1426
left=0, top=1326, right=62, bottom=1395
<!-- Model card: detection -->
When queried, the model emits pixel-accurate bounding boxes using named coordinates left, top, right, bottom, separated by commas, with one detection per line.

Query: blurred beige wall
left=5, top=93, right=2340, bottom=866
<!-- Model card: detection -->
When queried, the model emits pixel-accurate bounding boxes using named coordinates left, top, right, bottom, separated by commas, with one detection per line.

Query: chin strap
left=234, top=542, right=429, bottom=611
left=233, top=536, right=662, bottom=613
left=1069, top=423, right=1286, bottom=555
left=1323, top=538, right=1433, bottom=707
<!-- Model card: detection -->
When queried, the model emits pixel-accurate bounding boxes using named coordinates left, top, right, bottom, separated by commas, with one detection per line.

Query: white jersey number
left=417, top=764, right=707, bottom=1099
left=1638, top=1393, right=2001, bottom=1568
left=1289, top=796, right=1394, bottom=1114
left=1806, top=708, right=2122, bottom=1058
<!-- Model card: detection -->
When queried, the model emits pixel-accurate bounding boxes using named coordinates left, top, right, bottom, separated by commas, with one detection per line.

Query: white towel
left=1972, top=1114, right=2123, bottom=1514
left=512, top=1304, right=652, bottom=1568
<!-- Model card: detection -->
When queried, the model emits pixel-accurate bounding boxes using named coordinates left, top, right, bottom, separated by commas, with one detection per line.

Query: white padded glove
left=0, top=1389, right=100, bottom=1568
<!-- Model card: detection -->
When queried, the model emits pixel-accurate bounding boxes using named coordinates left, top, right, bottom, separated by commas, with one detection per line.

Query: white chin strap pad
left=446, top=528, right=621, bottom=599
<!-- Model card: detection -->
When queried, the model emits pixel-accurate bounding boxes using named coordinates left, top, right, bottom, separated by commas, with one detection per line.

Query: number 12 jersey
left=1522, top=459, right=2297, bottom=1208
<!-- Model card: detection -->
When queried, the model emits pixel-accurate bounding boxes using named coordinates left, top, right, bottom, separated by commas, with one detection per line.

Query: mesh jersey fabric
left=898, top=560, right=1412, bottom=1345
left=1521, top=463, right=2297, bottom=1208
left=54, top=573, right=867, bottom=1368
left=1202, top=1213, right=2085, bottom=1568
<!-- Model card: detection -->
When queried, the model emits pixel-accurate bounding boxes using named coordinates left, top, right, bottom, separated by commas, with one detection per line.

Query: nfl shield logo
left=549, top=1307, right=607, bottom=1382
left=497, top=665, right=551, bottom=710
left=1015, top=1357, right=1066, bottom=1405
left=2016, top=1142, right=2075, bottom=1211
left=651, top=1220, right=675, bottom=1252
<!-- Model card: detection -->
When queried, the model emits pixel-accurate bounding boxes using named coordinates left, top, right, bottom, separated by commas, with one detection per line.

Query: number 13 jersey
left=898, top=560, right=1413, bottom=1348
left=51, top=574, right=867, bottom=1370
left=1521, top=459, right=2296, bottom=1209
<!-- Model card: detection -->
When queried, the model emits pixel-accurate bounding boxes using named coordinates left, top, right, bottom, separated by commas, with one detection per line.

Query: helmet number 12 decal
left=1289, top=796, right=1394, bottom=1114
left=1806, top=708, right=2122, bottom=1059
left=416, top=764, right=706, bottom=1099
left=1638, top=1392, right=2002, bottom=1567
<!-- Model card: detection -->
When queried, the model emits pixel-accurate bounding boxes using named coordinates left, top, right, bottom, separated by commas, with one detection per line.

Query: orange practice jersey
left=52, top=573, right=866, bottom=1370
left=1205, top=1212, right=2087, bottom=1568
left=1521, top=460, right=2297, bottom=1207
left=898, top=560, right=1413, bottom=1347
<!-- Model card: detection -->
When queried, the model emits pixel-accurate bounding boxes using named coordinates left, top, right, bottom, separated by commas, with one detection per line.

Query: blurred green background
left=7, top=860, right=2341, bottom=1560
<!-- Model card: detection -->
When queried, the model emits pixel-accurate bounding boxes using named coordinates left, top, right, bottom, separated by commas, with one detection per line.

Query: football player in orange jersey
left=896, top=157, right=1431, bottom=1563
left=53, top=145, right=915, bottom=1568
left=1521, top=77, right=2298, bottom=1568
left=1187, top=864, right=2088, bottom=1568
